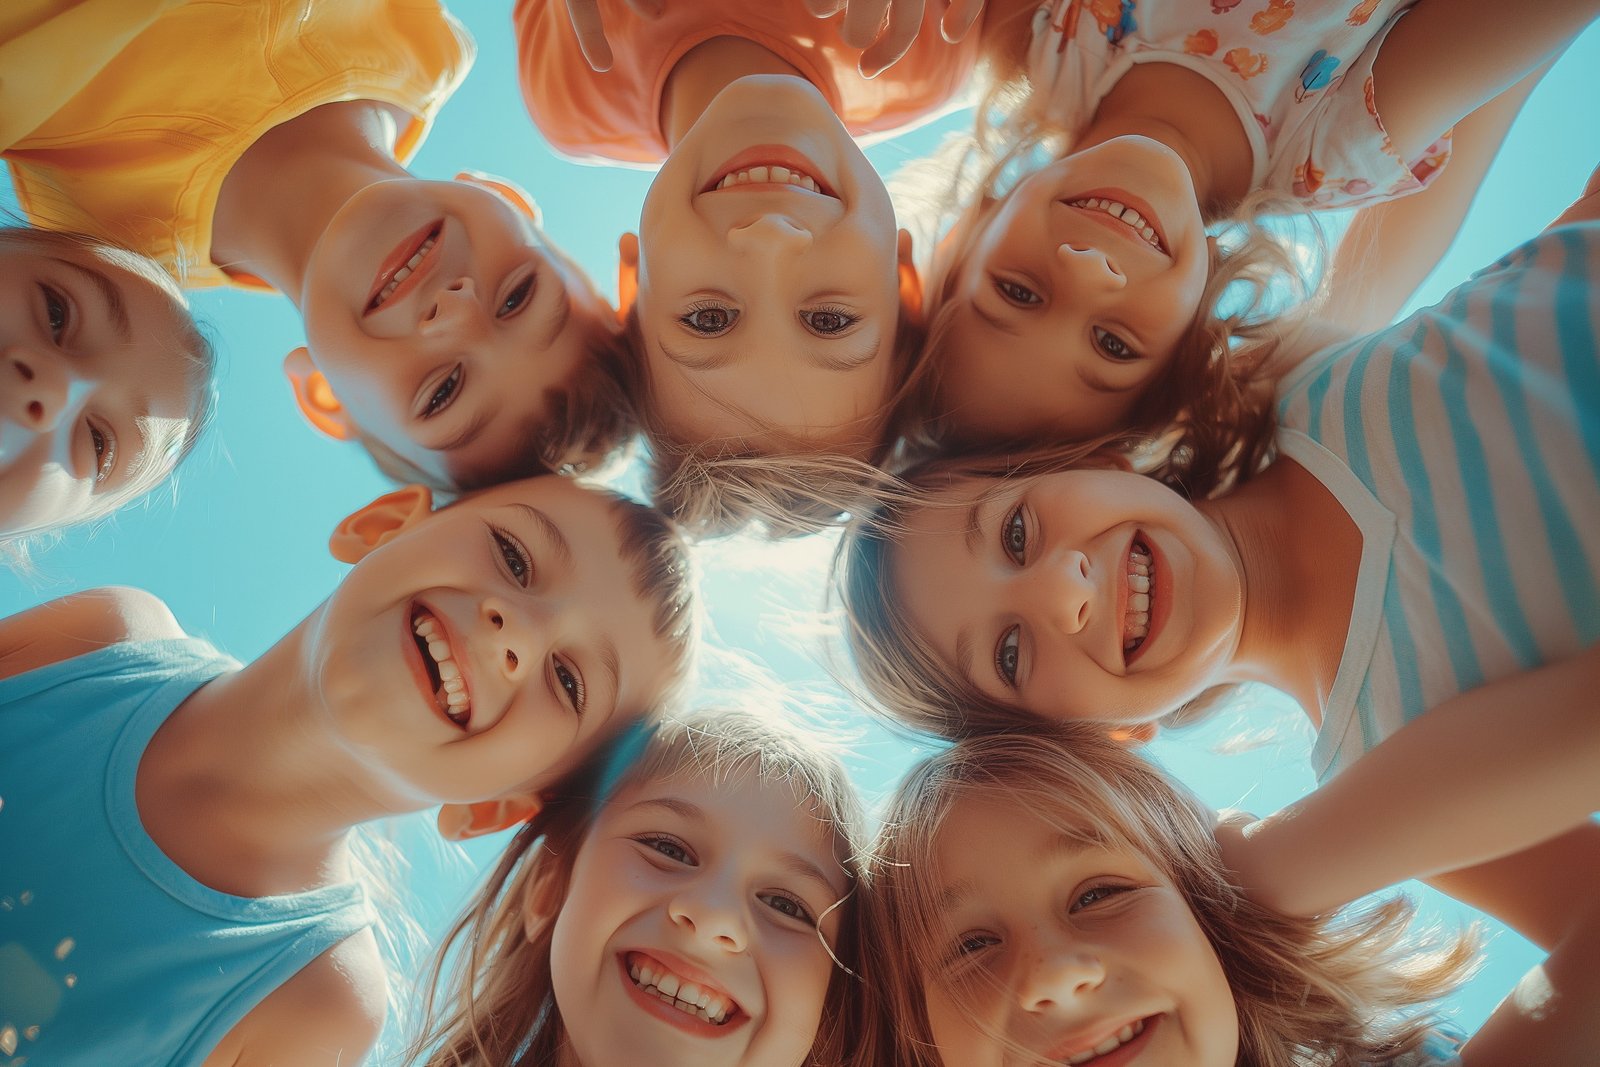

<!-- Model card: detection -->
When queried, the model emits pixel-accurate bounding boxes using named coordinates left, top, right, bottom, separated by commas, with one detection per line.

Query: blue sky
left=5, top=5, right=1599, bottom=1050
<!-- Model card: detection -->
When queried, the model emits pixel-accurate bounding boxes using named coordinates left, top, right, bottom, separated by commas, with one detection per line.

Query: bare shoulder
left=201, top=928, right=387, bottom=1067
left=0, top=587, right=184, bottom=679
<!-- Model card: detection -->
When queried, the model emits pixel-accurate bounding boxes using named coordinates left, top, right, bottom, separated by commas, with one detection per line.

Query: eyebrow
left=52, top=257, right=132, bottom=343
left=953, top=496, right=989, bottom=690
left=1077, top=366, right=1140, bottom=395
left=657, top=338, right=737, bottom=371
left=439, top=403, right=497, bottom=453
left=972, top=301, right=1020, bottom=337
left=536, top=274, right=573, bottom=351
left=513, top=504, right=575, bottom=572
left=624, top=796, right=848, bottom=899
left=936, top=835, right=1092, bottom=915
left=656, top=335, right=881, bottom=374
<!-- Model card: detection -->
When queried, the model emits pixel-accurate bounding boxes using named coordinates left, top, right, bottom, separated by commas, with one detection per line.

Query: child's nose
left=420, top=278, right=489, bottom=343
left=481, top=599, right=542, bottom=682
left=1056, top=242, right=1126, bottom=292
left=727, top=214, right=814, bottom=257
left=1017, top=938, right=1107, bottom=1012
left=5, top=348, right=77, bottom=433
left=668, top=876, right=750, bottom=954
left=1029, top=546, right=1094, bottom=637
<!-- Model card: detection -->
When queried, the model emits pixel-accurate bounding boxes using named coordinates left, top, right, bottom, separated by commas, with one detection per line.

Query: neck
left=138, top=608, right=423, bottom=896
left=1198, top=460, right=1358, bottom=718
left=211, top=99, right=410, bottom=306
left=659, top=36, right=806, bottom=148
left=1073, top=63, right=1253, bottom=218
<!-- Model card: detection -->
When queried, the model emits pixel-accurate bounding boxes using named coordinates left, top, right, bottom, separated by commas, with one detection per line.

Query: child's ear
left=617, top=232, right=640, bottom=320
left=1107, top=723, right=1159, bottom=747
left=454, top=170, right=542, bottom=226
left=284, top=347, right=354, bottom=441
left=520, top=853, right=568, bottom=942
left=328, top=485, right=435, bottom=563
left=437, top=793, right=543, bottom=841
left=897, top=228, right=923, bottom=319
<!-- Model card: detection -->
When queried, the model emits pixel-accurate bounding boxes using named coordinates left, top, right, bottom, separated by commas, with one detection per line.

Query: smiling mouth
left=1123, top=538, right=1154, bottom=660
left=1063, top=196, right=1167, bottom=255
left=1057, top=1016, right=1150, bottom=1064
left=411, top=604, right=471, bottom=728
left=701, top=145, right=839, bottom=199
left=625, top=952, right=739, bottom=1026
left=710, top=163, right=828, bottom=196
left=367, top=222, right=443, bottom=314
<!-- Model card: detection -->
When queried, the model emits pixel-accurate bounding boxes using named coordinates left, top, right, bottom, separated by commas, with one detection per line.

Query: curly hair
left=873, top=729, right=1479, bottom=1067
left=407, top=706, right=879, bottom=1067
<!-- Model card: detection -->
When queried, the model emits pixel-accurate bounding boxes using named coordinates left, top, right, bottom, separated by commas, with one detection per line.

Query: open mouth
left=411, top=603, right=471, bottom=729
left=623, top=951, right=741, bottom=1027
left=366, top=220, right=443, bottom=314
left=1051, top=1015, right=1156, bottom=1065
left=702, top=145, right=838, bottom=199
left=1062, top=195, right=1167, bottom=255
left=1123, top=537, right=1155, bottom=662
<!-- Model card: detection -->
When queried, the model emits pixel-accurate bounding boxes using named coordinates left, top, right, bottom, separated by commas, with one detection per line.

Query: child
left=886, top=0, right=1593, bottom=492
left=515, top=0, right=979, bottom=533
left=2, top=0, right=632, bottom=491
left=839, top=172, right=1600, bottom=1056
left=875, top=729, right=1480, bottom=1067
left=0, top=475, right=696, bottom=1065
left=1, top=225, right=214, bottom=545
left=410, top=706, right=877, bottom=1067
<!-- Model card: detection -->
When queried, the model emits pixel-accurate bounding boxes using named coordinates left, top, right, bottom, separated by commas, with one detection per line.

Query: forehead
left=931, top=793, right=1149, bottom=898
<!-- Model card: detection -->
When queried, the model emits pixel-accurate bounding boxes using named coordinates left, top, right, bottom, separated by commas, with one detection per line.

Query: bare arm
left=1218, top=643, right=1600, bottom=919
left=0, top=587, right=183, bottom=679
left=1371, top=0, right=1596, bottom=165
left=1322, top=65, right=1549, bottom=334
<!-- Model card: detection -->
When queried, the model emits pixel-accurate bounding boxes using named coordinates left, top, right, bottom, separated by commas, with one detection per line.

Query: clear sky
left=5, top=5, right=1599, bottom=1054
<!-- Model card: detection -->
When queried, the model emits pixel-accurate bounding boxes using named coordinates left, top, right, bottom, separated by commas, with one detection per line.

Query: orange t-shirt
left=514, top=0, right=978, bottom=165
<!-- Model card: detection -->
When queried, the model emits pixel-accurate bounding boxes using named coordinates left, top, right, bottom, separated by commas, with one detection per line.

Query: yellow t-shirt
left=2, top=0, right=474, bottom=289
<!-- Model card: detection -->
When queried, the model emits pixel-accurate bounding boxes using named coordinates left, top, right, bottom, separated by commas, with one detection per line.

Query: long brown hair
left=874, top=729, right=1479, bottom=1067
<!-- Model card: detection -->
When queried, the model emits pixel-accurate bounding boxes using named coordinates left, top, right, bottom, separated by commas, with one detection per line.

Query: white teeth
left=1124, top=545, right=1155, bottom=654
left=1064, top=1018, right=1145, bottom=1064
left=716, top=166, right=824, bottom=194
left=627, top=956, right=735, bottom=1026
left=413, top=610, right=470, bottom=723
left=374, top=234, right=437, bottom=308
left=1068, top=197, right=1165, bottom=253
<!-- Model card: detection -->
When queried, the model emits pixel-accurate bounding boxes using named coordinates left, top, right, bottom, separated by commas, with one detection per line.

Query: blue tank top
left=0, top=638, right=372, bottom=1066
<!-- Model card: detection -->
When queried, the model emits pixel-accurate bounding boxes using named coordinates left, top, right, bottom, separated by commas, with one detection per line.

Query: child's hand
left=1549, top=161, right=1600, bottom=229
left=561, top=0, right=663, bottom=73
left=805, top=0, right=985, bottom=78
left=1213, top=808, right=1279, bottom=906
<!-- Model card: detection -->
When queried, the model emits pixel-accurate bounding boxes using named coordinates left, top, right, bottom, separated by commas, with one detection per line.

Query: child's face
left=551, top=763, right=848, bottom=1067
left=301, top=179, right=619, bottom=481
left=635, top=75, right=906, bottom=456
left=0, top=240, right=196, bottom=536
left=311, top=477, right=679, bottom=805
left=935, top=137, right=1210, bottom=445
left=889, top=469, right=1242, bottom=724
left=920, top=793, right=1239, bottom=1067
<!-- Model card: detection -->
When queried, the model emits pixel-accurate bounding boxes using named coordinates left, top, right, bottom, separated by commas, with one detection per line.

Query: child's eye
left=1001, top=504, right=1027, bottom=564
left=423, top=365, right=463, bottom=418
left=497, top=274, right=536, bottom=318
left=996, top=625, right=1020, bottom=688
left=89, top=421, right=116, bottom=484
left=39, top=284, right=70, bottom=342
left=489, top=525, right=532, bottom=587
left=994, top=278, right=1042, bottom=307
left=950, top=931, right=999, bottom=960
left=800, top=307, right=859, bottom=336
left=553, top=658, right=585, bottom=716
left=638, top=834, right=695, bottom=865
left=1093, top=327, right=1139, bottom=362
left=1072, top=883, right=1135, bottom=911
left=679, top=303, right=738, bottom=336
left=760, top=891, right=817, bottom=926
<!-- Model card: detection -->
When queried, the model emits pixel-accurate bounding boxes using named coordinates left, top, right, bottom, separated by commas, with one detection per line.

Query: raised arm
left=1218, top=642, right=1600, bottom=919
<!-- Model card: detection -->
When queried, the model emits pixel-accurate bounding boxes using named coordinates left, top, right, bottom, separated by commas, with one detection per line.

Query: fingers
left=841, top=0, right=892, bottom=49
left=563, top=0, right=614, bottom=72
left=940, top=0, right=986, bottom=42
left=804, top=0, right=849, bottom=15
left=860, top=0, right=926, bottom=78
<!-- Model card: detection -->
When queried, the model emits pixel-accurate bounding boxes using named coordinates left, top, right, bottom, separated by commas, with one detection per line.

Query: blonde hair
left=874, top=728, right=1479, bottom=1067
left=352, top=319, right=639, bottom=494
left=619, top=308, right=928, bottom=538
left=409, top=707, right=878, bottom=1067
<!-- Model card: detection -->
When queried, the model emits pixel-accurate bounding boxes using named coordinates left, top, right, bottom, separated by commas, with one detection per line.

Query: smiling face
left=922, top=793, right=1239, bottom=1067
left=309, top=477, right=680, bottom=805
left=635, top=75, right=907, bottom=456
left=550, top=763, right=848, bottom=1067
left=934, top=137, right=1210, bottom=446
left=889, top=470, right=1243, bottom=724
left=0, top=235, right=201, bottom=537
left=300, top=179, right=621, bottom=483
